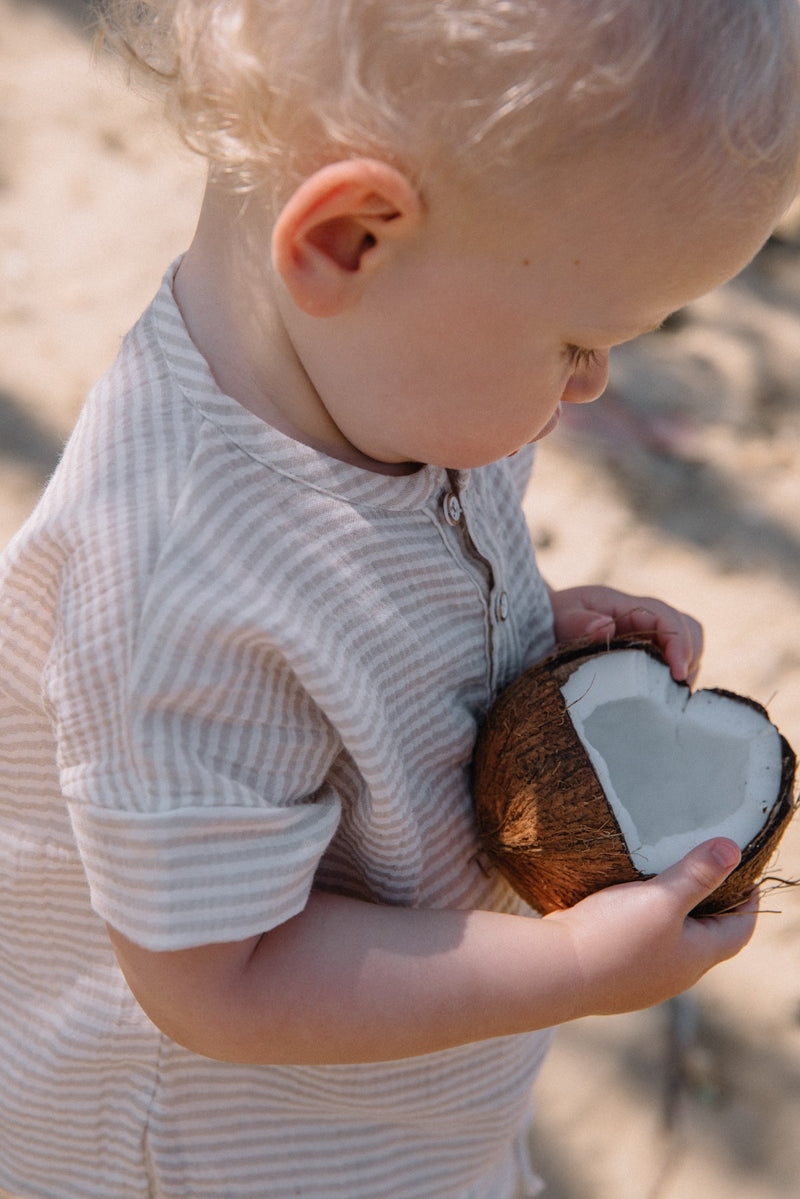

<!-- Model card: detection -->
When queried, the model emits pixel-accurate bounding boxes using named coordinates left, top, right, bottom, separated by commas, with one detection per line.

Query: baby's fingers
left=659, top=607, right=703, bottom=685
left=688, top=885, right=759, bottom=960
left=618, top=602, right=702, bottom=684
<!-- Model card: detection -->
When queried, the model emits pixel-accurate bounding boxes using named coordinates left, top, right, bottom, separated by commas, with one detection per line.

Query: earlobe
left=272, top=159, right=422, bottom=316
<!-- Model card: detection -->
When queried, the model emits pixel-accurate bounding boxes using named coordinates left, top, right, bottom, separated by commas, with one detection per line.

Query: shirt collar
left=152, top=258, right=453, bottom=512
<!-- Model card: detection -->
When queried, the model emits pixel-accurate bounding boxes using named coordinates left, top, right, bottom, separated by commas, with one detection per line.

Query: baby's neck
left=173, top=193, right=420, bottom=477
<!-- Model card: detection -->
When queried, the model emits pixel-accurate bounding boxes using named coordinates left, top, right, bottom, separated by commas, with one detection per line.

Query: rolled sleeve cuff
left=67, top=796, right=341, bottom=951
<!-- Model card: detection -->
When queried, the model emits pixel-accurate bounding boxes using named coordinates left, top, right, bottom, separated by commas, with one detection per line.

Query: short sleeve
left=48, top=513, right=343, bottom=952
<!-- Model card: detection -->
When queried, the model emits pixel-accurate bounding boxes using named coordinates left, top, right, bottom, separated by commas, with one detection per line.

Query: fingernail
left=586, top=617, right=613, bottom=636
left=710, top=840, right=741, bottom=871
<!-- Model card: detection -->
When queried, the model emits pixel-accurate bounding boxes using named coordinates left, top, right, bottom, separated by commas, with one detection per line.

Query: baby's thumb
left=658, top=838, right=741, bottom=913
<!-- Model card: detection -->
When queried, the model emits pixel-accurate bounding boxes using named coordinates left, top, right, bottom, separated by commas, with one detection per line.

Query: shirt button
left=494, top=590, right=509, bottom=622
left=442, top=492, right=463, bottom=526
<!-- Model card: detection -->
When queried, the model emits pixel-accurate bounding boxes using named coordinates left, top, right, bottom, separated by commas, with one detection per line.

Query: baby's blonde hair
left=101, top=0, right=800, bottom=205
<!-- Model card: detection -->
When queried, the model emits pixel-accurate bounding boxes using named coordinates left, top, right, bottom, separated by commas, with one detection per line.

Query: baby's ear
left=272, top=159, right=422, bottom=316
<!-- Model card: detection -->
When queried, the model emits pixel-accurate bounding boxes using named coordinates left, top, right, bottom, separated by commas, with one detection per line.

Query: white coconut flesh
left=560, top=650, right=784, bottom=874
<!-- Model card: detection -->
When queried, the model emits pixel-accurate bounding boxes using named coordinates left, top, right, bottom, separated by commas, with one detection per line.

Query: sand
left=3, top=3, right=800, bottom=1196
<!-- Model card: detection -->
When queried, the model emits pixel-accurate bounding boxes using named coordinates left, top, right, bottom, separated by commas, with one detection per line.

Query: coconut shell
left=472, top=637, right=797, bottom=916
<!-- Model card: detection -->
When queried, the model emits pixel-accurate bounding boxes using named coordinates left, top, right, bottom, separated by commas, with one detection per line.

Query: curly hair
left=98, top=0, right=800, bottom=203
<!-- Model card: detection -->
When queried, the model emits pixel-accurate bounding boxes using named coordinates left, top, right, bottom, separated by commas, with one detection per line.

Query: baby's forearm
left=107, top=839, right=753, bottom=1066
left=109, top=894, right=580, bottom=1065
left=234, top=894, right=582, bottom=1062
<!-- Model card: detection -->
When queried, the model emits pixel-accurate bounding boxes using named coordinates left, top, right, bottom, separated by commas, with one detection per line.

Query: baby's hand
left=547, top=583, right=703, bottom=684
left=546, top=839, right=757, bottom=1017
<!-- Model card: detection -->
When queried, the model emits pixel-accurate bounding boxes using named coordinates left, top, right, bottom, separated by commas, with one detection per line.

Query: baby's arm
left=548, top=584, right=703, bottom=684
left=107, top=837, right=754, bottom=1066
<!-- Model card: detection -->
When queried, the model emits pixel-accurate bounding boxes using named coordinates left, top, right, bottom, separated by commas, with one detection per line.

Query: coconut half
left=472, top=639, right=797, bottom=916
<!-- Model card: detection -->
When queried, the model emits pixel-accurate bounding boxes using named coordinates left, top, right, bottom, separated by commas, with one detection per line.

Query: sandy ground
left=3, top=3, right=800, bottom=1197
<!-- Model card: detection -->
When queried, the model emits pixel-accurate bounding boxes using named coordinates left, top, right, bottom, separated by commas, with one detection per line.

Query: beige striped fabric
left=0, top=262, right=556, bottom=1198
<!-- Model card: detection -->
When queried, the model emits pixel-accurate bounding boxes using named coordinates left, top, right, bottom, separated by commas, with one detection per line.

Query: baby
left=1, top=1, right=799, bottom=1196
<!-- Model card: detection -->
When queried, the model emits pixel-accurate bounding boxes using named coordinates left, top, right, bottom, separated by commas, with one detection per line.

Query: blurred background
left=2, top=2, right=800, bottom=1196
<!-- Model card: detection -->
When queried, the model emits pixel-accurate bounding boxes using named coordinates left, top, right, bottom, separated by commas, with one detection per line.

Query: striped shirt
left=0, top=262, right=556, bottom=1199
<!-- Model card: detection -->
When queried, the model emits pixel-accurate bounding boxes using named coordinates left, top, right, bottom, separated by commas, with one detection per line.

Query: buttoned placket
left=438, top=470, right=513, bottom=699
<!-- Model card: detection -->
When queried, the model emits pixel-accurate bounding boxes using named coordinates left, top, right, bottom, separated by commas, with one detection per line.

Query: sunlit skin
left=178, top=133, right=786, bottom=470
left=297, top=183, right=775, bottom=469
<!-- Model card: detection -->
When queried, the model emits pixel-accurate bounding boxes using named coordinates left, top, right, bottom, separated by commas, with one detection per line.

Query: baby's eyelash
left=564, top=345, right=601, bottom=371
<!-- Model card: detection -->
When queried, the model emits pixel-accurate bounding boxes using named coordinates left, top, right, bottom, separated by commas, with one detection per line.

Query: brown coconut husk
left=472, top=636, right=797, bottom=917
